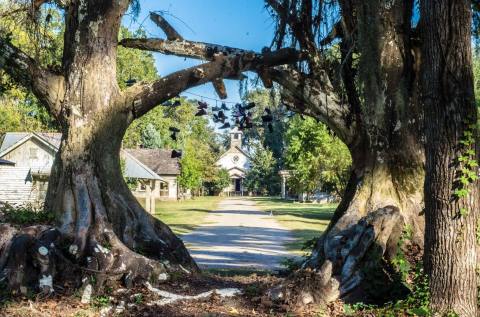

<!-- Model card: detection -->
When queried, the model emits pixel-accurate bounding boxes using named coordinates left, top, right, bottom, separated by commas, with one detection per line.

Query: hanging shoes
left=171, top=149, right=182, bottom=158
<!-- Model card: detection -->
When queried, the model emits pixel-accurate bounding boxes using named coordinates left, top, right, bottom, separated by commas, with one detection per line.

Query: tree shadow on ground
left=181, top=226, right=298, bottom=270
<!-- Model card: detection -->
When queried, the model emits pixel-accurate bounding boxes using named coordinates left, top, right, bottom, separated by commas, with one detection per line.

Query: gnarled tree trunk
left=0, top=0, right=197, bottom=295
left=266, top=0, right=425, bottom=308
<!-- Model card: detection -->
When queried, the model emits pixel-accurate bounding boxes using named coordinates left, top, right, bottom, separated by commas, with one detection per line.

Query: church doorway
left=234, top=178, right=241, bottom=192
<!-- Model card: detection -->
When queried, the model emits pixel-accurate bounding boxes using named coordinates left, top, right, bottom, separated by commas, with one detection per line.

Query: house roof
left=0, top=132, right=61, bottom=156
left=0, top=158, right=15, bottom=166
left=124, top=149, right=181, bottom=175
left=122, top=150, right=162, bottom=180
left=0, top=132, right=180, bottom=179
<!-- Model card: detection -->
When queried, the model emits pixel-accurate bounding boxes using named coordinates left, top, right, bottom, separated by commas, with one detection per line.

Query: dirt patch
left=0, top=271, right=349, bottom=316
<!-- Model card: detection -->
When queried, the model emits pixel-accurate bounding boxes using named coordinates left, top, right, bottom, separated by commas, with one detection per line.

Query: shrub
left=0, top=203, right=54, bottom=225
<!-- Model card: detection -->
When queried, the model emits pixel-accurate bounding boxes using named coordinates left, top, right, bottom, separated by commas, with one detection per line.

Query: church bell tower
left=230, top=128, right=243, bottom=149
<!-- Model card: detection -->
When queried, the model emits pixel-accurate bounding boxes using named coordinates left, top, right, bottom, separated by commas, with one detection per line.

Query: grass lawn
left=251, top=197, right=337, bottom=255
left=140, top=196, right=223, bottom=235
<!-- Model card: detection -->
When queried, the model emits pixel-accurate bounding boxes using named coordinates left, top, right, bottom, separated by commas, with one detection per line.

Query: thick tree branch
left=0, top=37, right=64, bottom=116
left=269, top=67, right=355, bottom=145
left=212, top=78, right=227, bottom=99
left=149, top=12, right=183, bottom=41
left=120, top=38, right=251, bottom=61
left=122, top=48, right=301, bottom=119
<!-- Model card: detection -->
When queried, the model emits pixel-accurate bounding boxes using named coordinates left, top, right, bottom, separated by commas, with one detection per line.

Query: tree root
left=144, top=281, right=241, bottom=306
left=0, top=221, right=195, bottom=297
left=268, top=206, right=403, bottom=310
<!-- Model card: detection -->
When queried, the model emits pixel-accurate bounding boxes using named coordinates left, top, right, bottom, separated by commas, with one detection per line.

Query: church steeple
left=230, top=128, right=243, bottom=149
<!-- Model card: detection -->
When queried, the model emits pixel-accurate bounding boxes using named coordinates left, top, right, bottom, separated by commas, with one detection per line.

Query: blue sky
left=123, top=1, right=276, bottom=105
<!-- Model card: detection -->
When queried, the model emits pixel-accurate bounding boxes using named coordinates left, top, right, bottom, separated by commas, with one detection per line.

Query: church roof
left=217, top=145, right=251, bottom=162
left=124, top=149, right=180, bottom=175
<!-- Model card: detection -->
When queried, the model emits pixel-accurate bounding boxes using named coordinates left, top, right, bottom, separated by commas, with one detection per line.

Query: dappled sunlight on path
left=181, top=198, right=298, bottom=270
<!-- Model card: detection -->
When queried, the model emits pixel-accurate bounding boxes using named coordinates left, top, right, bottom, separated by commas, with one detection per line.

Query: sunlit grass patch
left=140, top=196, right=222, bottom=235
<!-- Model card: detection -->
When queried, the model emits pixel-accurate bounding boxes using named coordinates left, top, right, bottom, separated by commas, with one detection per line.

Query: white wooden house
left=0, top=133, right=58, bottom=205
left=215, top=128, right=251, bottom=195
left=0, top=132, right=181, bottom=211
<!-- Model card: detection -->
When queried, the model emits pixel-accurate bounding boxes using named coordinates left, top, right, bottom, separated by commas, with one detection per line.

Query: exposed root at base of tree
left=144, top=281, right=241, bottom=306
left=268, top=206, right=404, bottom=311
left=0, top=222, right=196, bottom=298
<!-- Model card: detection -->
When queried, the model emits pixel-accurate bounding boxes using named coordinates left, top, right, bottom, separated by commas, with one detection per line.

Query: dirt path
left=181, top=198, right=297, bottom=270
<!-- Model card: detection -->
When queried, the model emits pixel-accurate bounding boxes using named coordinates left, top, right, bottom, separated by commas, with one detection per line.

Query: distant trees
left=244, top=144, right=280, bottom=195
left=242, top=88, right=286, bottom=160
left=241, top=88, right=351, bottom=198
left=205, top=168, right=231, bottom=195
left=284, top=115, right=351, bottom=198
left=178, top=144, right=203, bottom=195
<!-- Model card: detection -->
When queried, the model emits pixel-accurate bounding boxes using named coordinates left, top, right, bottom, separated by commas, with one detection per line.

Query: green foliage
left=205, top=168, right=231, bottom=195
left=346, top=265, right=431, bottom=316
left=0, top=4, right=61, bottom=133
left=244, top=144, right=280, bottom=195
left=178, top=143, right=204, bottom=191
left=0, top=101, right=55, bottom=134
left=0, top=203, right=54, bottom=225
left=117, top=28, right=158, bottom=88
left=91, top=295, right=111, bottom=308
left=284, top=115, right=351, bottom=197
left=391, top=225, right=413, bottom=281
left=453, top=124, right=478, bottom=217
left=133, top=293, right=143, bottom=304
left=124, top=97, right=221, bottom=194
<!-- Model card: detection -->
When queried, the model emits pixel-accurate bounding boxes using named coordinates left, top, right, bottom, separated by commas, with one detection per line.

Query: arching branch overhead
left=269, top=67, right=355, bottom=144
left=122, top=48, right=302, bottom=119
left=119, top=11, right=303, bottom=118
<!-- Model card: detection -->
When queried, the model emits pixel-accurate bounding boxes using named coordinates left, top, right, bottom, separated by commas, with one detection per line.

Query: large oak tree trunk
left=268, top=0, right=426, bottom=308
left=46, top=116, right=196, bottom=284
left=421, top=0, right=479, bottom=315
left=271, top=137, right=425, bottom=307
left=0, top=0, right=196, bottom=296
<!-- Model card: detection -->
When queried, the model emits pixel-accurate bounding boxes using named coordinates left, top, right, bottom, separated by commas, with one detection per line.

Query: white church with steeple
left=215, top=128, right=251, bottom=195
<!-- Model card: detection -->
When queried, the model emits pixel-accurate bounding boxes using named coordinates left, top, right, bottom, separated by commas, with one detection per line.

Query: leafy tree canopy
left=244, top=143, right=280, bottom=195
left=284, top=115, right=352, bottom=197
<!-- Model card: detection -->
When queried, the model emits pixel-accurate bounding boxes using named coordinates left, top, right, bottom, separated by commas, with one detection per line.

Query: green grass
left=147, top=196, right=222, bottom=235
left=251, top=197, right=337, bottom=255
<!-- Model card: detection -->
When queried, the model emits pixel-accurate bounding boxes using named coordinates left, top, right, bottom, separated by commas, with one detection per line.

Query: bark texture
left=421, top=0, right=479, bottom=315
left=264, top=0, right=426, bottom=308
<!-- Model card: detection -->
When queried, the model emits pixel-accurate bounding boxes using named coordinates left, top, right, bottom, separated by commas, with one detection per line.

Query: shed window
left=160, top=182, right=169, bottom=197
